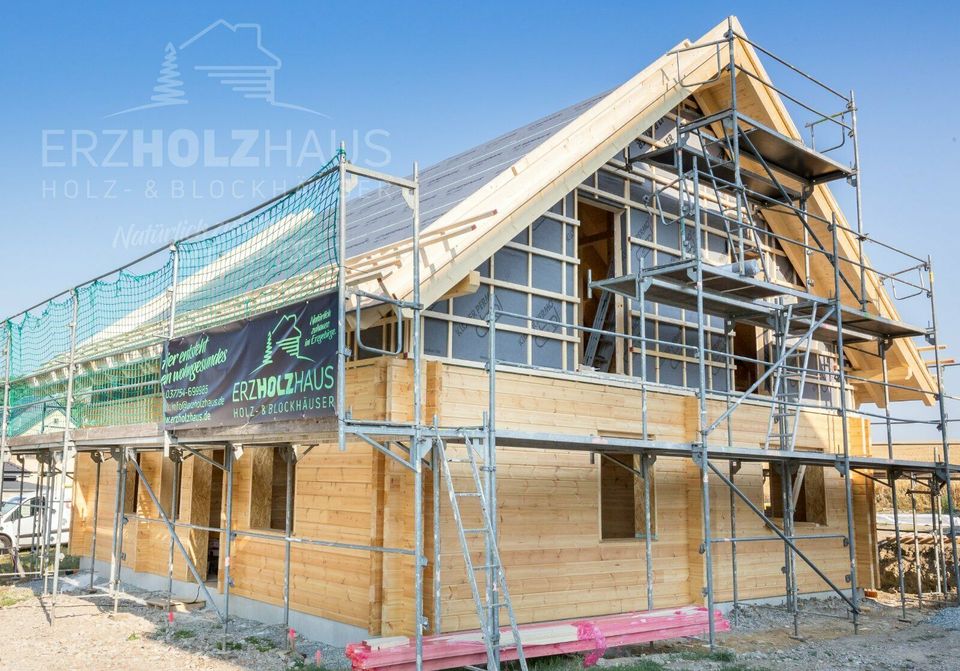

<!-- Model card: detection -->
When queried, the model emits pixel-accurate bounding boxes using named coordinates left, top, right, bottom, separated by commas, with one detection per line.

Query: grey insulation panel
left=344, top=91, right=608, bottom=257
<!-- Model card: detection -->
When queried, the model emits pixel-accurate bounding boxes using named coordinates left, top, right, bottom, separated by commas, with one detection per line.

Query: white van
left=0, top=493, right=71, bottom=550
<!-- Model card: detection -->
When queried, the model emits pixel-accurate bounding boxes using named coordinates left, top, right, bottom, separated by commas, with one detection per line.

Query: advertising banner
left=161, top=293, right=338, bottom=428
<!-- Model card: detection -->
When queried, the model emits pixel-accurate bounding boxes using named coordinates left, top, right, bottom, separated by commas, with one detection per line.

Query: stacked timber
left=346, top=606, right=729, bottom=671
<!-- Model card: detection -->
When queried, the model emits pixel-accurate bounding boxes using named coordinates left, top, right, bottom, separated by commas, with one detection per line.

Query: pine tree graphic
left=262, top=331, right=273, bottom=368
left=107, top=42, right=188, bottom=116
left=150, top=43, right=188, bottom=106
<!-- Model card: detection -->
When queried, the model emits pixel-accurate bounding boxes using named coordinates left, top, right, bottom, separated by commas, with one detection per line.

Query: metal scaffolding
left=477, top=18, right=959, bottom=650
left=0, top=18, right=958, bottom=669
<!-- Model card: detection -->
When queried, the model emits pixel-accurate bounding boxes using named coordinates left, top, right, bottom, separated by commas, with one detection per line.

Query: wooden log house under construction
left=1, top=16, right=957, bottom=668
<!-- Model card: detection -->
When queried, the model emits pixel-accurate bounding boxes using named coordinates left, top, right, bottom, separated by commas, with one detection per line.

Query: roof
left=344, top=92, right=606, bottom=257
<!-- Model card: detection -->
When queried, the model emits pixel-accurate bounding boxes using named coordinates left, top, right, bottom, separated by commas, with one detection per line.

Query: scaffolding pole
left=909, top=477, right=923, bottom=607
left=782, top=461, right=799, bottom=637
left=88, top=452, right=103, bottom=591
left=336, top=146, right=347, bottom=457
left=641, top=453, right=655, bottom=611
left=486, top=299, right=500, bottom=670
left=166, top=450, right=181, bottom=611
left=831, top=215, right=861, bottom=632
left=223, top=442, right=236, bottom=645
left=880, top=338, right=908, bottom=620
left=928, top=258, right=960, bottom=600
left=432, top=431, right=442, bottom=635
left=106, top=450, right=121, bottom=600
left=41, top=450, right=55, bottom=596
left=283, top=444, right=295, bottom=627
left=0, top=322, right=11, bottom=465
left=37, top=454, right=47, bottom=587
left=849, top=91, right=868, bottom=310
left=112, top=448, right=128, bottom=615
left=51, top=287, right=79, bottom=618
left=410, top=161, right=426, bottom=670
left=727, top=460, right=740, bottom=626
left=690, top=166, right=717, bottom=649
left=932, top=477, right=947, bottom=595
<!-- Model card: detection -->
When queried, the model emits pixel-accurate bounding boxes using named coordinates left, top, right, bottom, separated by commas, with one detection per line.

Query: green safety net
left=1, top=156, right=341, bottom=438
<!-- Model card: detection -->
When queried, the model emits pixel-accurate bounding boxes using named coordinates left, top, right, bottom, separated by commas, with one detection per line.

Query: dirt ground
left=2, top=576, right=959, bottom=671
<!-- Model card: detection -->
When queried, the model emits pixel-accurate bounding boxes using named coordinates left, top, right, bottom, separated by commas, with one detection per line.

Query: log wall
left=70, top=358, right=878, bottom=638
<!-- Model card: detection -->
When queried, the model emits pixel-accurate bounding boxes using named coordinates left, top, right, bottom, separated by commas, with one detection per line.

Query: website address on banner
left=166, top=411, right=212, bottom=425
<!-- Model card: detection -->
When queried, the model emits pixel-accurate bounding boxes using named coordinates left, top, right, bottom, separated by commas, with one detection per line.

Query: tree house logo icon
left=109, top=19, right=326, bottom=117
left=253, top=312, right=314, bottom=373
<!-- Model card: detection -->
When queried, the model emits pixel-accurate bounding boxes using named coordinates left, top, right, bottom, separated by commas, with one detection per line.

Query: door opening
left=206, top=449, right=225, bottom=583
left=578, top=201, right=618, bottom=373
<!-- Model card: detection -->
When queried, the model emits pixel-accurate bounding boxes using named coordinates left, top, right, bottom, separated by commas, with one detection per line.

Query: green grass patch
left=0, top=587, right=30, bottom=608
left=678, top=648, right=736, bottom=663
left=0, top=594, right=26, bottom=607
left=127, top=633, right=140, bottom=641
left=529, top=658, right=576, bottom=671
left=616, top=662, right=667, bottom=671
left=171, top=629, right=196, bottom=640
left=511, top=657, right=577, bottom=671
left=217, top=640, right=244, bottom=651
left=0, top=550, right=80, bottom=573
left=244, top=635, right=276, bottom=652
left=291, top=663, right=331, bottom=671
left=508, top=654, right=670, bottom=671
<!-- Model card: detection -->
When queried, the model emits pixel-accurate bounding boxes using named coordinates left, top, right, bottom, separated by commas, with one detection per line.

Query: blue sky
left=1, top=1, right=957, bottom=434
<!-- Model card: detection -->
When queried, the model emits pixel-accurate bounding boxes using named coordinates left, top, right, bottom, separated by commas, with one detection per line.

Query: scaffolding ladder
left=764, top=302, right=819, bottom=452
left=583, top=258, right=618, bottom=372
left=436, top=435, right=528, bottom=671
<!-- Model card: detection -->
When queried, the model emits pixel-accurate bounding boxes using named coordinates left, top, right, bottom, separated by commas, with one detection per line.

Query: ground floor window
left=599, top=453, right=656, bottom=539
left=764, top=463, right=827, bottom=525
left=249, top=447, right=295, bottom=532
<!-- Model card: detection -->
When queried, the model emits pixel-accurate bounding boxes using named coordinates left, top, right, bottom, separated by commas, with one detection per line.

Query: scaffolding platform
left=640, top=144, right=801, bottom=204
left=487, top=429, right=960, bottom=478
left=591, top=260, right=927, bottom=344
left=682, top=110, right=855, bottom=185
left=790, top=301, right=928, bottom=342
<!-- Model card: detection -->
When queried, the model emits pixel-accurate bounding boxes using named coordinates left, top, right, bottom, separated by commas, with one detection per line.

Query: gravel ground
left=597, top=595, right=960, bottom=671
left=3, top=579, right=960, bottom=671
left=926, top=604, right=960, bottom=630
left=0, top=574, right=349, bottom=671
